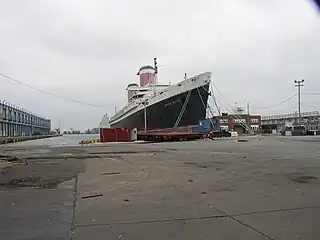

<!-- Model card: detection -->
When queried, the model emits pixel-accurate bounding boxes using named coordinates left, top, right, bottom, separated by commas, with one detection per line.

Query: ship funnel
left=137, top=65, right=155, bottom=87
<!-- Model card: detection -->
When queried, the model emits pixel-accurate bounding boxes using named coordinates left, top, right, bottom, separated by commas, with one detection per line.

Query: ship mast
left=154, top=57, right=158, bottom=83
left=153, top=57, right=158, bottom=95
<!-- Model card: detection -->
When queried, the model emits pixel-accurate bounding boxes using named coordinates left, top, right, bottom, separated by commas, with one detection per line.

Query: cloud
left=0, top=0, right=319, bottom=130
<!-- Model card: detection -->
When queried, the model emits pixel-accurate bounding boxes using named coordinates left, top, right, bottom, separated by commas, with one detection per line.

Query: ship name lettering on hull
left=164, top=99, right=182, bottom=107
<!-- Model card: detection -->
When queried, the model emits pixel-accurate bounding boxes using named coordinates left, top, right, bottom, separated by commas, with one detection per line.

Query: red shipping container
left=115, top=128, right=132, bottom=142
left=99, top=128, right=104, bottom=142
left=100, top=128, right=132, bottom=142
left=100, top=128, right=118, bottom=142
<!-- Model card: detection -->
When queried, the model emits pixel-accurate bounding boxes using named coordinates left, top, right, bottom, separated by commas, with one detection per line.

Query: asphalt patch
left=0, top=176, right=74, bottom=189
left=0, top=154, right=26, bottom=163
left=0, top=157, right=85, bottom=190
left=290, top=175, right=319, bottom=183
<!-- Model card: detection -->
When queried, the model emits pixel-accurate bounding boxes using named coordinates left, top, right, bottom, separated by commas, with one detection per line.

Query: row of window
left=0, top=108, right=50, bottom=127
left=263, top=117, right=320, bottom=124
left=218, top=118, right=260, bottom=124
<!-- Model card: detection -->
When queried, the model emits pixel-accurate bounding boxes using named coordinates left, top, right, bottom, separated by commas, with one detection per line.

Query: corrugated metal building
left=0, top=101, right=51, bottom=137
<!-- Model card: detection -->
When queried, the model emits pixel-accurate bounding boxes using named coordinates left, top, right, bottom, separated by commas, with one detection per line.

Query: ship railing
left=137, top=75, right=206, bottom=107
left=110, top=103, right=139, bottom=122
left=140, top=125, right=199, bottom=133
left=111, top=101, right=138, bottom=120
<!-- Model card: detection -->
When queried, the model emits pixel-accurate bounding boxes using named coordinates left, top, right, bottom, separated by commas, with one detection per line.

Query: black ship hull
left=110, top=84, right=210, bottom=130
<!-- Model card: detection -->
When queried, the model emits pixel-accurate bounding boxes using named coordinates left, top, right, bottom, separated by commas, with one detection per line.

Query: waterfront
left=2, top=134, right=99, bottom=147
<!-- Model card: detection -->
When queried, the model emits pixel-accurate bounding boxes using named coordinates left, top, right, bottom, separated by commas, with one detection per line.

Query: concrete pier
left=0, top=101, right=50, bottom=137
left=1, top=136, right=320, bottom=239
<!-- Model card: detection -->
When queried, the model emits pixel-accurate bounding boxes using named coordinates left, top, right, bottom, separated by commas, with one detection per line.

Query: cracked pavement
left=1, top=136, right=320, bottom=239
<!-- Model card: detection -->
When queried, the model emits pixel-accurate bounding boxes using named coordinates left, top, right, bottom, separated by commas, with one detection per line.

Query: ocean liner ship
left=109, top=58, right=211, bottom=130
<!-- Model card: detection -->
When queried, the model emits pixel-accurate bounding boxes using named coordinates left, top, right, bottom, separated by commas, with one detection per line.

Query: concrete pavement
left=0, top=136, right=320, bottom=239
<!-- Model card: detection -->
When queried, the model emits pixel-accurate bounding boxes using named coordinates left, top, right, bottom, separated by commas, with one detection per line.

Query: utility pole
left=247, top=102, right=250, bottom=115
left=143, top=101, right=148, bottom=133
left=294, top=79, right=304, bottom=124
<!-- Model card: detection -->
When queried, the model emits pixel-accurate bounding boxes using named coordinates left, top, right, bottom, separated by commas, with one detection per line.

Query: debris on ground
left=0, top=154, right=19, bottom=162
left=0, top=153, right=27, bottom=164
left=82, top=193, right=103, bottom=199
left=101, top=171, right=121, bottom=176
left=289, top=174, right=319, bottom=184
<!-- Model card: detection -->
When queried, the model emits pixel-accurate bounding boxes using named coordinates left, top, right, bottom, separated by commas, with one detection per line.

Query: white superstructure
left=99, top=114, right=110, bottom=128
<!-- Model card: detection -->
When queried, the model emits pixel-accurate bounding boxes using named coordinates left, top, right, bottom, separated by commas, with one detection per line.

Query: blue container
left=199, top=119, right=212, bottom=129
left=192, top=126, right=211, bottom=133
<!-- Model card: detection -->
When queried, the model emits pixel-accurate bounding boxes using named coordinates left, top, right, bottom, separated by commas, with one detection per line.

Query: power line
left=212, top=82, right=297, bottom=110
left=206, top=84, right=254, bottom=133
left=301, top=101, right=320, bottom=104
left=301, top=103, right=319, bottom=108
left=302, top=93, right=320, bottom=96
left=0, top=72, right=105, bottom=108
left=250, top=94, right=297, bottom=109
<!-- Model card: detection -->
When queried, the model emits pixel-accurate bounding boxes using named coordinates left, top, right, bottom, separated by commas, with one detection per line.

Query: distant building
left=211, top=113, right=261, bottom=134
left=0, top=101, right=51, bottom=137
left=63, top=128, right=81, bottom=135
left=84, top=128, right=99, bottom=134
left=261, top=111, right=320, bottom=133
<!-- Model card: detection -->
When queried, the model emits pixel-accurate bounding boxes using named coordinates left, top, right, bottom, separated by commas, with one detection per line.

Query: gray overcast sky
left=0, top=0, right=319, bottom=130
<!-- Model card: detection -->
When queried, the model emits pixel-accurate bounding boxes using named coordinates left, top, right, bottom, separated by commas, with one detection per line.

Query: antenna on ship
left=153, top=57, right=158, bottom=95
left=154, top=58, right=158, bottom=82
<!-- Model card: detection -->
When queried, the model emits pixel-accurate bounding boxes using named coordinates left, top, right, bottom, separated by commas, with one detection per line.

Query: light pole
left=143, top=101, right=148, bottom=133
left=294, top=79, right=304, bottom=125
